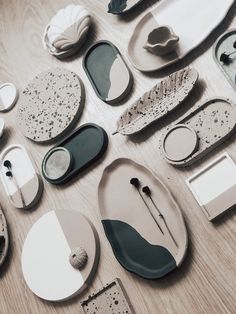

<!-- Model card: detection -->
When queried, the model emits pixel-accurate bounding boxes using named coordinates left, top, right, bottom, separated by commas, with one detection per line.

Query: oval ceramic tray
left=98, top=158, right=188, bottom=279
left=21, top=210, right=100, bottom=301
left=83, top=41, right=133, bottom=104
left=42, top=123, right=108, bottom=184
left=0, top=206, right=9, bottom=267
left=161, top=98, right=236, bottom=167
left=128, top=0, right=234, bottom=72
left=213, top=29, right=236, bottom=91
left=17, top=68, right=84, bottom=142
left=0, top=145, right=43, bottom=209
left=108, top=0, right=143, bottom=14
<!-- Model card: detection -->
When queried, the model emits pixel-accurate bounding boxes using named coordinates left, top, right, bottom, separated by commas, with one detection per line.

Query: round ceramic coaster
left=0, top=83, right=19, bottom=112
left=21, top=210, right=100, bottom=301
left=42, top=147, right=72, bottom=181
left=17, top=68, right=84, bottom=142
left=162, top=124, right=198, bottom=162
left=0, top=118, right=5, bottom=137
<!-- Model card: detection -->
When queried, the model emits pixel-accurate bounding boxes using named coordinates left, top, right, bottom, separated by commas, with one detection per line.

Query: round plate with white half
left=21, top=210, right=100, bottom=301
left=0, top=83, right=19, bottom=112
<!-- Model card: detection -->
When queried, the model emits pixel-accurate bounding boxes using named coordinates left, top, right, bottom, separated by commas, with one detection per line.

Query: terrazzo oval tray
left=17, top=68, right=84, bottom=142
left=21, top=210, right=100, bottom=301
left=161, top=98, right=236, bottom=167
left=0, top=206, right=9, bottom=267
left=83, top=41, right=133, bottom=104
left=0, top=145, right=43, bottom=209
left=42, top=123, right=108, bottom=185
left=128, top=0, right=234, bottom=72
left=98, top=158, right=188, bottom=279
left=213, top=29, right=236, bottom=91
left=108, top=0, right=143, bottom=14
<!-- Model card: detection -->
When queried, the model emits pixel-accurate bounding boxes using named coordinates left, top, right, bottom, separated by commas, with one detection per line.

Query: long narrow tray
left=128, top=0, right=234, bottom=72
left=98, top=158, right=188, bottom=279
left=113, top=68, right=198, bottom=135
left=161, top=98, right=236, bottom=167
left=0, top=145, right=43, bottom=209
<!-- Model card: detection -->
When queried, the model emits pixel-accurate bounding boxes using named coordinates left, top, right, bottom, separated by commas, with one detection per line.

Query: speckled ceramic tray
left=21, top=210, right=100, bottom=301
left=80, top=278, right=134, bottom=313
left=98, top=158, right=188, bottom=279
left=42, top=123, right=108, bottom=184
left=161, top=98, right=236, bottom=167
left=83, top=41, right=133, bottom=104
left=0, top=145, right=43, bottom=209
left=128, top=0, right=234, bottom=72
left=213, top=29, right=236, bottom=91
left=17, top=68, right=84, bottom=142
left=108, top=0, right=143, bottom=14
left=0, top=206, right=9, bottom=267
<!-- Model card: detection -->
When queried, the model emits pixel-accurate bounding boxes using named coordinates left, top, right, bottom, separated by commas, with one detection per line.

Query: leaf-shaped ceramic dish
left=113, top=68, right=198, bottom=135
left=161, top=98, right=236, bottom=166
left=0, top=206, right=9, bottom=267
left=43, top=4, right=91, bottom=58
left=98, top=158, right=188, bottom=279
left=108, top=0, right=143, bottom=15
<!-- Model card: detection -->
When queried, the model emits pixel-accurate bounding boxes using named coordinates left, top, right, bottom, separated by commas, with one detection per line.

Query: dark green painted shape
left=108, top=0, right=127, bottom=14
left=42, top=123, right=108, bottom=185
left=83, top=42, right=118, bottom=99
left=102, top=219, right=176, bottom=279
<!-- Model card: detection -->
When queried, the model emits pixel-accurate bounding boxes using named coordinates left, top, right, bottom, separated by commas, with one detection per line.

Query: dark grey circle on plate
left=43, top=147, right=72, bottom=181
left=163, top=124, right=198, bottom=162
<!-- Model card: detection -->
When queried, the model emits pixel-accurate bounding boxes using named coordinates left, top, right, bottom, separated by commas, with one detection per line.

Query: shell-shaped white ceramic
left=43, top=4, right=91, bottom=56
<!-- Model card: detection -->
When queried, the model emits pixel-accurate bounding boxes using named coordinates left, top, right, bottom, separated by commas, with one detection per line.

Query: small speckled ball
left=69, top=247, right=88, bottom=270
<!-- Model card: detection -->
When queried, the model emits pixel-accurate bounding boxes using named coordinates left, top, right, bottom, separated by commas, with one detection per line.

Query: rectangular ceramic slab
left=80, top=278, right=134, bottom=313
left=186, top=153, right=236, bottom=220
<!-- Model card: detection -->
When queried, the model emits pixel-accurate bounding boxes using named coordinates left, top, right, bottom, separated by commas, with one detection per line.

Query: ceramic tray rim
left=0, top=207, right=9, bottom=267
left=82, top=40, right=132, bottom=103
left=128, top=0, right=235, bottom=72
left=42, top=123, right=108, bottom=185
left=213, top=28, right=236, bottom=91
left=98, top=157, right=188, bottom=279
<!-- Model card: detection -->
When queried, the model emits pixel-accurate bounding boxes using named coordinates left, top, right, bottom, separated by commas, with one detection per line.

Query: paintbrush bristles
left=130, top=178, right=140, bottom=188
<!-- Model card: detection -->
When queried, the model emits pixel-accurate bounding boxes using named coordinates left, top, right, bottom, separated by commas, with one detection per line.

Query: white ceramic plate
left=128, top=0, right=234, bottom=72
left=21, top=210, right=100, bottom=301
left=0, top=83, right=18, bottom=112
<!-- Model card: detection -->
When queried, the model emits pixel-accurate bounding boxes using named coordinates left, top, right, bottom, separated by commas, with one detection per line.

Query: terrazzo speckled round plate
left=17, top=68, right=84, bottom=142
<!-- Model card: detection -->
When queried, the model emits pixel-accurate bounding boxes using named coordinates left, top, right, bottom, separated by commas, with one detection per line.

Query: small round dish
left=42, top=147, right=72, bottom=181
left=0, top=83, right=19, bottom=112
left=162, top=124, right=198, bottom=162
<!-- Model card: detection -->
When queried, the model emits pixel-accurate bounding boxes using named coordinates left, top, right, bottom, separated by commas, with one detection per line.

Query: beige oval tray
left=98, top=158, right=188, bottom=279
left=128, top=0, right=234, bottom=72
left=161, top=98, right=236, bottom=167
left=0, top=206, right=9, bottom=267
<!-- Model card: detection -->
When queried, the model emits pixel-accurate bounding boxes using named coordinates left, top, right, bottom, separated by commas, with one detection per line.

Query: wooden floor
left=0, top=0, right=236, bottom=313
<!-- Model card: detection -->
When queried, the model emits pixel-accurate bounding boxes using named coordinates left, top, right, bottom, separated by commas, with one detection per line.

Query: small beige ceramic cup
left=144, top=25, right=179, bottom=56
